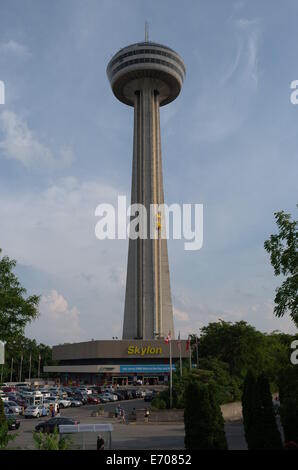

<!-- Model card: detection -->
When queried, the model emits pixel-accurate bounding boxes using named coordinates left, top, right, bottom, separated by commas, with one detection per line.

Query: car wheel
left=36, top=413, right=40, bottom=418
left=60, top=404, right=64, bottom=408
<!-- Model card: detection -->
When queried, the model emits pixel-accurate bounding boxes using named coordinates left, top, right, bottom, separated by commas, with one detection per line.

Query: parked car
left=68, top=397, right=83, bottom=407
left=78, top=387, right=92, bottom=395
left=144, top=392, right=154, bottom=402
left=114, top=392, right=124, bottom=401
left=101, top=392, right=118, bottom=402
left=35, top=417, right=79, bottom=434
left=57, top=398, right=71, bottom=408
left=24, top=405, right=46, bottom=418
left=74, top=393, right=88, bottom=404
left=98, top=394, right=110, bottom=403
left=4, top=410, right=20, bottom=430
left=87, top=394, right=101, bottom=404
left=4, top=401, right=22, bottom=414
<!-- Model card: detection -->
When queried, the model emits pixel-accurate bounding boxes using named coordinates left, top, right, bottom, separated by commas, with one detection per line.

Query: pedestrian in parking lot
left=96, top=435, right=105, bottom=450
left=56, top=404, right=60, bottom=416
left=121, top=408, right=126, bottom=424
left=114, top=405, right=119, bottom=419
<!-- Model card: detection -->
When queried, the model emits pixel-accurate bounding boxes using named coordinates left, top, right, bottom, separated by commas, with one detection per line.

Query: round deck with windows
left=107, top=42, right=186, bottom=106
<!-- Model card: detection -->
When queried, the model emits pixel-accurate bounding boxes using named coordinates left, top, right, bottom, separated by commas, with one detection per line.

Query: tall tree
left=242, top=372, right=283, bottom=450
left=184, top=380, right=227, bottom=450
left=264, top=209, right=298, bottom=327
left=242, top=370, right=257, bottom=445
left=0, top=248, right=39, bottom=343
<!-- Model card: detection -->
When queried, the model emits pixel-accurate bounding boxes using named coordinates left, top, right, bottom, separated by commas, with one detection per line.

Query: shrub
left=151, top=397, right=167, bottom=410
left=242, top=371, right=283, bottom=449
left=184, top=380, right=227, bottom=450
left=33, top=429, right=70, bottom=450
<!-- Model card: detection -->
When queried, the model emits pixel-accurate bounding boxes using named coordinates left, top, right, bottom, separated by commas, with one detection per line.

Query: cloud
left=0, top=40, right=31, bottom=59
left=189, top=17, right=260, bottom=143
left=26, top=290, right=84, bottom=345
left=0, top=176, right=128, bottom=341
left=173, top=308, right=190, bottom=323
left=0, top=110, right=54, bottom=166
left=0, top=110, right=74, bottom=168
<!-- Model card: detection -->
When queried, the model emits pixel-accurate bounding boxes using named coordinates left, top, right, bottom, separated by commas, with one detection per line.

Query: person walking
left=96, top=435, right=105, bottom=450
left=121, top=408, right=126, bottom=424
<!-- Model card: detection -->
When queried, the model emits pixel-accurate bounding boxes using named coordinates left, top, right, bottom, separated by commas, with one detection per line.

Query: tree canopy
left=0, top=248, right=39, bottom=344
left=264, top=209, right=298, bottom=327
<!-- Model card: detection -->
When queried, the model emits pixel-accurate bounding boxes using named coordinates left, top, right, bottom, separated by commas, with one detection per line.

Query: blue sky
left=0, top=0, right=297, bottom=344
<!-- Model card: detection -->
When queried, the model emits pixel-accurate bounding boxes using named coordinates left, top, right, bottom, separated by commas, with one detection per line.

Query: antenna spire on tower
left=145, top=21, right=149, bottom=42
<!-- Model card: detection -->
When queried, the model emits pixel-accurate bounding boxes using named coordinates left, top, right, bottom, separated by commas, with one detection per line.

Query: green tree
left=242, top=372, right=283, bottom=450
left=198, top=320, right=266, bottom=378
left=0, top=248, right=39, bottom=344
left=33, top=429, right=70, bottom=450
left=242, top=370, right=257, bottom=445
left=184, top=380, right=227, bottom=450
left=0, top=395, right=15, bottom=449
left=279, top=366, right=298, bottom=444
left=264, top=209, right=298, bottom=327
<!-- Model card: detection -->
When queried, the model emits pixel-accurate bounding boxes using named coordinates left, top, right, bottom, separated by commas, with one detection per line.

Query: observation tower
left=107, top=33, right=185, bottom=340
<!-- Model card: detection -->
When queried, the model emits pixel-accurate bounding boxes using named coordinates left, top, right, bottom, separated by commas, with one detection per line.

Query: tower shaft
left=123, top=80, right=174, bottom=340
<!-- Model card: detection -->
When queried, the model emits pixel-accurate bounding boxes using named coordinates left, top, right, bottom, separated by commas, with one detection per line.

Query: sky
left=0, top=0, right=297, bottom=345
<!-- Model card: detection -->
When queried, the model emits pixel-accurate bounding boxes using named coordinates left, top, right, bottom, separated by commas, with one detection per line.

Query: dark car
left=4, top=411, right=21, bottom=430
left=129, top=390, right=139, bottom=399
left=74, top=393, right=88, bottom=404
left=144, top=392, right=154, bottom=402
left=114, top=392, right=124, bottom=401
left=35, top=417, right=79, bottom=434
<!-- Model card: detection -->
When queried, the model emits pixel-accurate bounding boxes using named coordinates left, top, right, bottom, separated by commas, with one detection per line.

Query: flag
left=165, top=331, right=171, bottom=344
left=186, top=335, right=191, bottom=351
left=178, top=331, right=181, bottom=350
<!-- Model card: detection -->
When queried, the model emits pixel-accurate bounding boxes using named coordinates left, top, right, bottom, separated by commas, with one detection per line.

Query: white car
left=101, top=393, right=118, bottom=402
left=24, top=405, right=45, bottom=418
left=78, top=387, right=92, bottom=395
left=57, top=398, right=71, bottom=408
left=5, top=401, right=21, bottom=414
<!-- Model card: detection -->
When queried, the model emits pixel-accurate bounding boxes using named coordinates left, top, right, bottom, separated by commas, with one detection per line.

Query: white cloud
left=0, top=110, right=74, bottom=168
left=189, top=17, right=260, bottom=143
left=0, top=111, right=54, bottom=166
left=0, top=40, right=31, bottom=59
left=173, top=307, right=190, bottom=323
left=26, top=290, right=84, bottom=345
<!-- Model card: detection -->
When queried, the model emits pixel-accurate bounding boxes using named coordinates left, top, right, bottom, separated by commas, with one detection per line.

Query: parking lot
left=6, top=398, right=185, bottom=450
left=6, top=398, right=247, bottom=450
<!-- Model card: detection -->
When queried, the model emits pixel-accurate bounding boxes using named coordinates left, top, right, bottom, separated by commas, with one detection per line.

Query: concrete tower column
left=123, top=81, right=174, bottom=340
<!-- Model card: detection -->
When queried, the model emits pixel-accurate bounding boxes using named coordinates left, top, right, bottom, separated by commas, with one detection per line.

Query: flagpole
left=169, top=338, right=173, bottom=409
left=29, top=353, right=32, bottom=382
left=19, top=354, right=23, bottom=382
left=38, top=354, right=41, bottom=379
left=189, top=336, right=192, bottom=370
left=10, top=357, right=13, bottom=382
left=178, top=332, right=182, bottom=377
